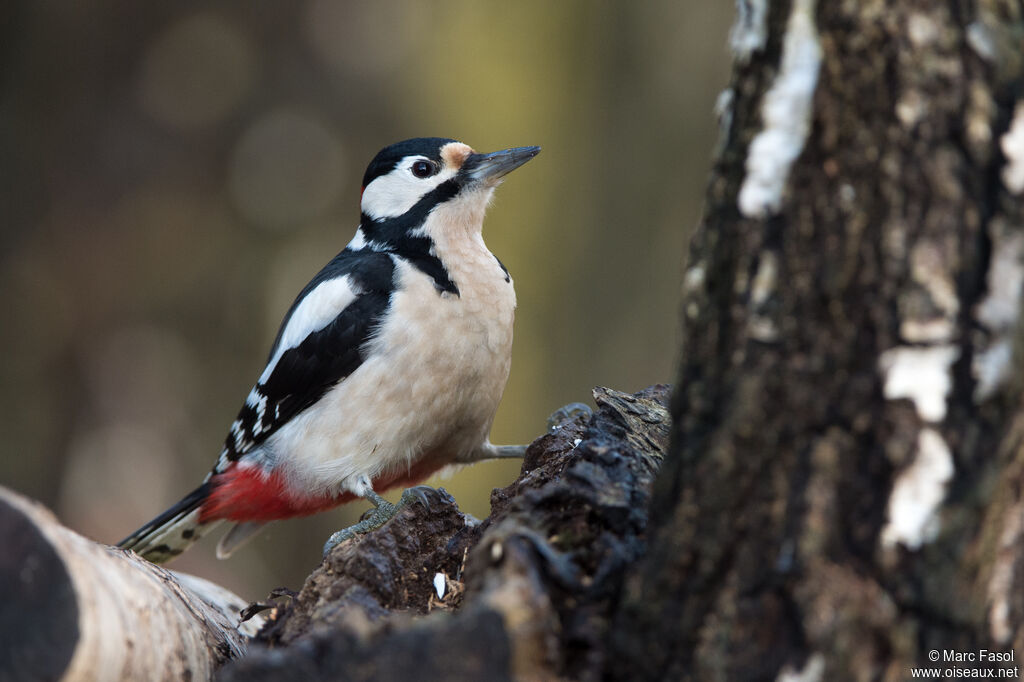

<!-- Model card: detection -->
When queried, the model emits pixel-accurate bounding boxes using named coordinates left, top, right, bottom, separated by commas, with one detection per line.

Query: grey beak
left=465, top=146, right=541, bottom=184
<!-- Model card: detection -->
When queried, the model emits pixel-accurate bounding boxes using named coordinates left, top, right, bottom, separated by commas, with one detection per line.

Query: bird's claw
left=322, top=486, right=438, bottom=557
left=547, top=402, right=593, bottom=432
left=399, top=485, right=435, bottom=511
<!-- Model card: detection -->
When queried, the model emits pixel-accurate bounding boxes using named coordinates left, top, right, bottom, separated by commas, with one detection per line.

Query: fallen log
left=0, top=488, right=258, bottom=682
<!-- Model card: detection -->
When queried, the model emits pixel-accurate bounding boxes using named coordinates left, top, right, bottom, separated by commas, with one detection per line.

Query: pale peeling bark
left=0, top=488, right=256, bottom=682
left=613, top=1, right=1024, bottom=680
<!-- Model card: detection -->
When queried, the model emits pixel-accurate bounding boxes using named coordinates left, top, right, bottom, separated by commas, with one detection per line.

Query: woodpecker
left=118, top=137, right=539, bottom=564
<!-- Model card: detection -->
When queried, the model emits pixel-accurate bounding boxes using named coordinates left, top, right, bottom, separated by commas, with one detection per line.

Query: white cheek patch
left=260, top=275, right=360, bottom=383
left=361, top=159, right=457, bottom=220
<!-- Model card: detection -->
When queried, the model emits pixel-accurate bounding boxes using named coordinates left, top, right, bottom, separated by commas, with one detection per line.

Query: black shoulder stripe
left=358, top=181, right=462, bottom=296
left=399, top=250, right=459, bottom=295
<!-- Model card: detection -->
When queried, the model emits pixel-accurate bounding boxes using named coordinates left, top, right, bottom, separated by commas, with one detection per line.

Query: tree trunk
left=612, top=1, right=1024, bottom=680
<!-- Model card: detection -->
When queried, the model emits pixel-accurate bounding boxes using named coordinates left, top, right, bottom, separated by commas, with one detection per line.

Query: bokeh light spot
left=138, top=11, right=255, bottom=131
left=303, top=0, right=421, bottom=77
left=228, top=109, right=346, bottom=230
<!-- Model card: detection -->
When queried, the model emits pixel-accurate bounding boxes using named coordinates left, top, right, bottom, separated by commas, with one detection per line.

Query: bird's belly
left=270, top=262, right=516, bottom=497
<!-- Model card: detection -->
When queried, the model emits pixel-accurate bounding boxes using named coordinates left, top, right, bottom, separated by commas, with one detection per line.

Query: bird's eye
left=411, top=160, right=437, bottom=178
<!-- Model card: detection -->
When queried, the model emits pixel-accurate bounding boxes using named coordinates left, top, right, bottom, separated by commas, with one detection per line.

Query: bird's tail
left=117, top=482, right=223, bottom=564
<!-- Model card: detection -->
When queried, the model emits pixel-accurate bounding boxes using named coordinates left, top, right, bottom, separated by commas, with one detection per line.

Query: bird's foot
left=322, top=485, right=435, bottom=557
left=490, top=444, right=528, bottom=459
left=396, top=484, right=435, bottom=510
left=547, top=402, right=593, bottom=432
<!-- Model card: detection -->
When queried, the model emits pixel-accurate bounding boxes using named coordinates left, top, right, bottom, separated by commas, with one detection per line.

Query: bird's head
left=357, top=137, right=539, bottom=250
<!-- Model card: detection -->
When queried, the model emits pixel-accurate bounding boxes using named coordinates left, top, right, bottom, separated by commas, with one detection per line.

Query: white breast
left=266, top=235, right=516, bottom=497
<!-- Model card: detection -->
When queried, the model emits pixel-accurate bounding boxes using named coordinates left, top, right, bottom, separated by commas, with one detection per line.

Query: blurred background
left=0, top=1, right=732, bottom=597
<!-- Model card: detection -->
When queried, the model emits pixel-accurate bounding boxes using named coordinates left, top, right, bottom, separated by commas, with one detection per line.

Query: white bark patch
left=896, top=89, right=928, bottom=129
left=880, top=428, right=955, bottom=550
left=776, top=653, right=825, bottom=682
left=911, top=241, right=959, bottom=320
left=738, top=0, right=821, bottom=219
left=1001, top=102, right=1024, bottom=194
left=750, top=251, right=778, bottom=307
left=879, top=346, right=959, bottom=422
left=683, top=262, right=706, bottom=321
left=683, top=262, right=706, bottom=293
left=966, top=21, right=998, bottom=62
left=893, top=238, right=960, bottom=346
left=987, top=500, right=1024, bottom=645
left=730, top=0, right=768, bottom=63
left=714, top=88, right=736, bottom=155
left=748, top=251, right=781, bottom=341
left=907, top=12, right=939, bottom=47
left=974, top=227, right=1024, bottom=401
left=977, top=231, right=1024, bottom=331
left=898, top=242, right=959, bottom=344
left=899, top=318, right=954, bottom=344
left=974, top=339, right=1012, bottom=402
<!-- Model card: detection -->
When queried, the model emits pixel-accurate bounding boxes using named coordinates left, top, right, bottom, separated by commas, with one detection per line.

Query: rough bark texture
left=219, top=385, right=671, bottom=682
left=0, top=488, right=256, bottom=682
left=612, top=1, right=1024, bottom=681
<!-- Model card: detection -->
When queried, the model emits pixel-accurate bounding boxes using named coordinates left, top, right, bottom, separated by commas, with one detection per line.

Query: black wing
left=219, top=249, right=396, bottom=466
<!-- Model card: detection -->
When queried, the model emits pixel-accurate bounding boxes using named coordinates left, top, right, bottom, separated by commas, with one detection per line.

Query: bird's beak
left=464, top=146, right=541, bottom=185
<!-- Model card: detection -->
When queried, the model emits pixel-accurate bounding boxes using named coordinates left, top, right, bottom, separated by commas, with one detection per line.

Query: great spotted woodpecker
left=118, top=138, right=539, bottom=563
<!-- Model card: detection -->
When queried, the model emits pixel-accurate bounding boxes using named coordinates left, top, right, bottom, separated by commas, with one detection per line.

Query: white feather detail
left=348, top=228, right=368, bottom=250
left=260, top=274, right=360, bottom=384
left=216, top=521, right=268, bottom=559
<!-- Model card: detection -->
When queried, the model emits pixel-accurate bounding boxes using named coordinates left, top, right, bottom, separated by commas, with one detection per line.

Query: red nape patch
left=199, top=465, right=355, bottom=523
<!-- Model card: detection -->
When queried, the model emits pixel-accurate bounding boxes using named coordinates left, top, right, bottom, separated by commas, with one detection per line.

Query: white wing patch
left=230, top=419, right=248, bottom=450
left=347, top=227, right=387, bottom=253
left=361, top=157, right=457, bottom=220
left=246, top=389, right=270, bottom=436
left=260, top=274, right=361, bottom=384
